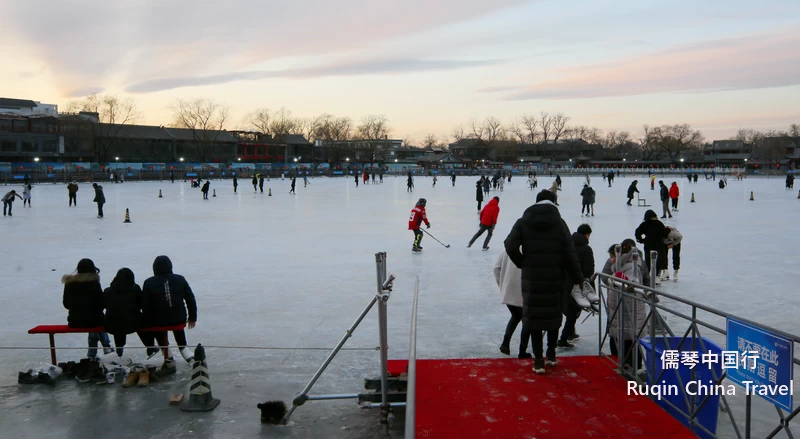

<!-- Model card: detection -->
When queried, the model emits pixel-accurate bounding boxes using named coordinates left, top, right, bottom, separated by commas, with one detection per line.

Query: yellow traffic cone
left=124, top=208, right=131, bottom=223
left=749, top=191, right=754, bottom=201
left=158, top=190, right=163, bottom=198
left=690, top=193, right=695, bottom=203
left=181, top=345, right=220, bottom=412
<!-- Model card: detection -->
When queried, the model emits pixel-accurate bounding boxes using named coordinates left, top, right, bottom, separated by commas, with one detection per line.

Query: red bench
left=28, top=324, right=186, bottom=364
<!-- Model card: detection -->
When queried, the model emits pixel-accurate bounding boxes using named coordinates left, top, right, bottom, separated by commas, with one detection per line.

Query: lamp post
left=180, top=157, right=184, bottom=181
left=680, top=158, right=684, bottom=170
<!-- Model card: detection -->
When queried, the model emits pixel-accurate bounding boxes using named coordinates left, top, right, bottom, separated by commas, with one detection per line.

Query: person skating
left=468, top=196, right=499, bottom=250
left=303, top=174, right=309, bottom=187
left=408, top=198, right=431, bottom=252
left=451, top=174, right=456, bottom=186
left=663, top=225, right=682, bottom=281
left=201, top=181, right=210, bottom=199
left=494, top=252, right=531, bottom=358
left=659, top=181, right=672, bottom=218
left=580, top=184, right=593, bottom=217
left=786, top=174, right=794, bottom=189
left=693, top=173, right=698, bottom=183
left=363, top=170, right=368, bottom=185
left=504, top=190, right=584, bottom=374
left=92, top=183, right=105, bottom=218
left=650, top=174, right=656, bottom=190
left=170, top=171, right=175, bottom=183
left=141, top=255, right=198, bottom=373
left=290, top=177, right=296, bottom=194
left=406, top=174, right=414, bottom=192
left=548, top=180, right=561, bottom=206
left=635, top=209, right=669, bottom=278
left=259, top=175, right=265, bottom=193
left=432, top=175, right=437, bottom=187
left=22, top=184, right=32, bottom=207
left=475, top=177, right=485, bottom=212
left=371, top=172, right=376, bottom=184
left=669, top=181, right=680, bottom=211
left=67, top=180, right=79, bottom=206
left=508, top=173, right=512, bottom=183
left=252, top=175, right=258, bottom=192
left=379, top=170, right=384, bottom=183
left=2, top=190, right=22, bottom=217
left=626, top=180, right=639, bottom=206
left=557, top=224, right=595, bottom=348
left=482, top=176, right=490, bottom=196
left=528, top=174, right=537, bottom=190
left=355, top=173, right=359, bottom=187
left=233, top=176, right=238, bottom=193
left=607, top=170, right=614, bottom=187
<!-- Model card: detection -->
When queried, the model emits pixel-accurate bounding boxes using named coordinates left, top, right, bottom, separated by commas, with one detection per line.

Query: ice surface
left=0, top=173, right=798, bottom=436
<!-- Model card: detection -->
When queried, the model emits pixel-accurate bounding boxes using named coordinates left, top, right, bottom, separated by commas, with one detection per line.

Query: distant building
left=0, top=97, right=58, bottom=116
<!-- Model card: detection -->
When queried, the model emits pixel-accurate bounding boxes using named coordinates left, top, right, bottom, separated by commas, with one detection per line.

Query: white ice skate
left=673, top=270, right=679, bottom=282
left=570, top=284, right=591, bottom=308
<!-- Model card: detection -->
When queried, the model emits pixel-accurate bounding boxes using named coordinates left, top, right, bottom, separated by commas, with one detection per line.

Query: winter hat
left=643, top=209, right=658, bottom=220
left=536, top=189, right=557, bottom=203
left=76, top=258, right=99, bottom=274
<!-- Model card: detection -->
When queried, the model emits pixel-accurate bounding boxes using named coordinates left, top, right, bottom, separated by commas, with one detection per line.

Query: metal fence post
left=375, top=252, right=390, bottom=436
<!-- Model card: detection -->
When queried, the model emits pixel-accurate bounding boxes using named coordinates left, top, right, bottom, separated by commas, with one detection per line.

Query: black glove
left=426, top=223, right=431, bottom=229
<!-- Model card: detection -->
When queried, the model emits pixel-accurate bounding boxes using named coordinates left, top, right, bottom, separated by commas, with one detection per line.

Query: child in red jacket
left=669, top=182, right=680, bottom=211
left=468, top=196, right=500, bottom=250
left=408, top=198, right=431, bottom=252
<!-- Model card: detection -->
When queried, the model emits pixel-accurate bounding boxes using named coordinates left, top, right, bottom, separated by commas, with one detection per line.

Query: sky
left=1, top=0, right=799, bottom=143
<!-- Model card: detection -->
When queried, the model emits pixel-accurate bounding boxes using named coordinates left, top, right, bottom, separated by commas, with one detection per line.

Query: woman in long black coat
left=635, top=209, right=668, bottom=276
left=504, top=190, right=583, bottom=369
left=476, top=177, right=485, bottom=212
left=63, top=258, right=113, bottom=358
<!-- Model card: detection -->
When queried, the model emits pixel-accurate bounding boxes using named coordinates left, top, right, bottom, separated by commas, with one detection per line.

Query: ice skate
left=411, top=246, right=421, bottom=252
left=673, top=270, right=679, bottom=281
left=482, top=247, right=489, bottom=251
left=570, top=284, right=591, bottom=308
left=179, top=347, right=194, bottom=363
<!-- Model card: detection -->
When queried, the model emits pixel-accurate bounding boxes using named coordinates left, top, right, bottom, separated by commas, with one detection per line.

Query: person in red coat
left=408, top=198, right=431, bottom=252
left=669, top=182, right=680, bottom=211
left=468, top=196, right=500, bottom=250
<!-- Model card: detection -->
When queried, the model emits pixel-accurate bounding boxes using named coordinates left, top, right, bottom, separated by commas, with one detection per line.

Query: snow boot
left=137, top=368, right=150, bottom=387
left=122, top=370, right=139, bottom=388
left=533, top=357, right=546, bottom=374
left=180, top=347, right=194, bottom=364
left=499, top=337, right=511, bottom=356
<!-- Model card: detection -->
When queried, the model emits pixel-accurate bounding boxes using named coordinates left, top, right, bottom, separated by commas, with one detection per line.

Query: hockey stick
left=421, top=228, right=450, bottom=248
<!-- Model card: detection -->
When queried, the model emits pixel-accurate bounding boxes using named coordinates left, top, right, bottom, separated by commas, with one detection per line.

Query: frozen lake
left=0, top=173, right=797, bottom=437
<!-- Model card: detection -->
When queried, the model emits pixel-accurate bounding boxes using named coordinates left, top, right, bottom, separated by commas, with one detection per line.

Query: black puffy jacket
left=103, top=273, right=143, bottom=335
left=504, top=201, right=584, bottom=331
left=62, top=273, right=105, bottom=328
left=142, top=256, right=197, bottom=326
left=627, top=182, right=639, bottom=198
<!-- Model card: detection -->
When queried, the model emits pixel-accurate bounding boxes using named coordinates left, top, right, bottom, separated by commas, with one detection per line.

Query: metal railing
left=596, top=262, right=800, bottom=438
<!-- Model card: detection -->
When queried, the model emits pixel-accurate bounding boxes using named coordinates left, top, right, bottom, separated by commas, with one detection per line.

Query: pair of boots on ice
left=657, top=269, right=679, bottom=282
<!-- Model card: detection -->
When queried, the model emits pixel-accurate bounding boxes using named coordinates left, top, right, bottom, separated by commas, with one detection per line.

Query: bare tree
left=508, top=118, right=527, bottom=144
left=451, top=124, right=465, bottom=143
left=637, top=125, right=661, bottom=160
left=268, top=107, right=297, bottom=142
left=423, top=133, right=439, bottom=149
left=469, top=118, right=485, bottom=140
left=482, top=116, right=504, bottom=142
left=242, top=108, right=271, bottom=136
left=732, top=128, right=763, bottom=145
left=298, top=116, right=323, bottom=145
left=539, top=112, right=553, bottom=144
left=550, top=113, right=570, bottom=143
left=315, top=114, right=353, bottom=164
left=67, top=94, right=139, bottom=162
left=659, top=124, right=704, bottom=160
left=356, top=114, right=392, bottom=164
left=521, top=115, right=539, bottom=144
left=170, top=98, right=230, bottom=162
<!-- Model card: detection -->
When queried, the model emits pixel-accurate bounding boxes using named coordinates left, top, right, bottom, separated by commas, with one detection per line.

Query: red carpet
left=414, top=356, right=695, bottom=438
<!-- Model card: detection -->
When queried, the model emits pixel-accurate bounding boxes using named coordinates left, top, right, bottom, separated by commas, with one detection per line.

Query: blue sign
left=726, top=318, right=793, bottom=411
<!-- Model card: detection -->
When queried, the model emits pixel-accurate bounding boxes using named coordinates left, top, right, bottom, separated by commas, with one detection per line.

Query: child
left=663, top=226, right=682, bottom=281
left=22, top=184, right=32, bottom=207
left=62, top=258, right=113, bottom=379
left=494, top=252, right=531, bottom=358
left=2, top=190, right=23, bottom=216
left=142, top=256, right=198, bottom=375
left=408, top=198, right=431, bottom=252
left=606, top=241, right=648, bottom=370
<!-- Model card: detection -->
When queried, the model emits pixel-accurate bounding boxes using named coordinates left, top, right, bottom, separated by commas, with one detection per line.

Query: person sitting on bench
left=62, top=259, right=113, bottom=360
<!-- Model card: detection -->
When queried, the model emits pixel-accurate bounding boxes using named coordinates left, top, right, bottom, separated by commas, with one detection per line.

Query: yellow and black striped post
left=158, top=190, right=163, bottom=198
left=181, top=344, right=220, bottom=412
left=124, top=208, right=131, bottom=223
left=212, top=189, right=216, bottom=197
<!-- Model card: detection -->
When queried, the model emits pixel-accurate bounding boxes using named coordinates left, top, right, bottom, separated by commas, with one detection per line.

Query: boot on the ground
left=137, top=368, right=150, bottom=387
left=499, top=336, right=511, bottom=356
left=122, top=369, right=139, bottom=388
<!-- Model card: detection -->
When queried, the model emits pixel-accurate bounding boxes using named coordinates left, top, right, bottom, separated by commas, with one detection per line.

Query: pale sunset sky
left=1, top=0, right=798, bottom=143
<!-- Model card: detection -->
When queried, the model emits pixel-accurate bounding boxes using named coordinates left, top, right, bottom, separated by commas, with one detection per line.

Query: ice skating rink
left=0, top=173, right=797, bottom=437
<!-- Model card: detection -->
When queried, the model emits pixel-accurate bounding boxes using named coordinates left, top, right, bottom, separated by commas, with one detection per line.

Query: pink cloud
left=503, top=31, right=800, bottom=100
